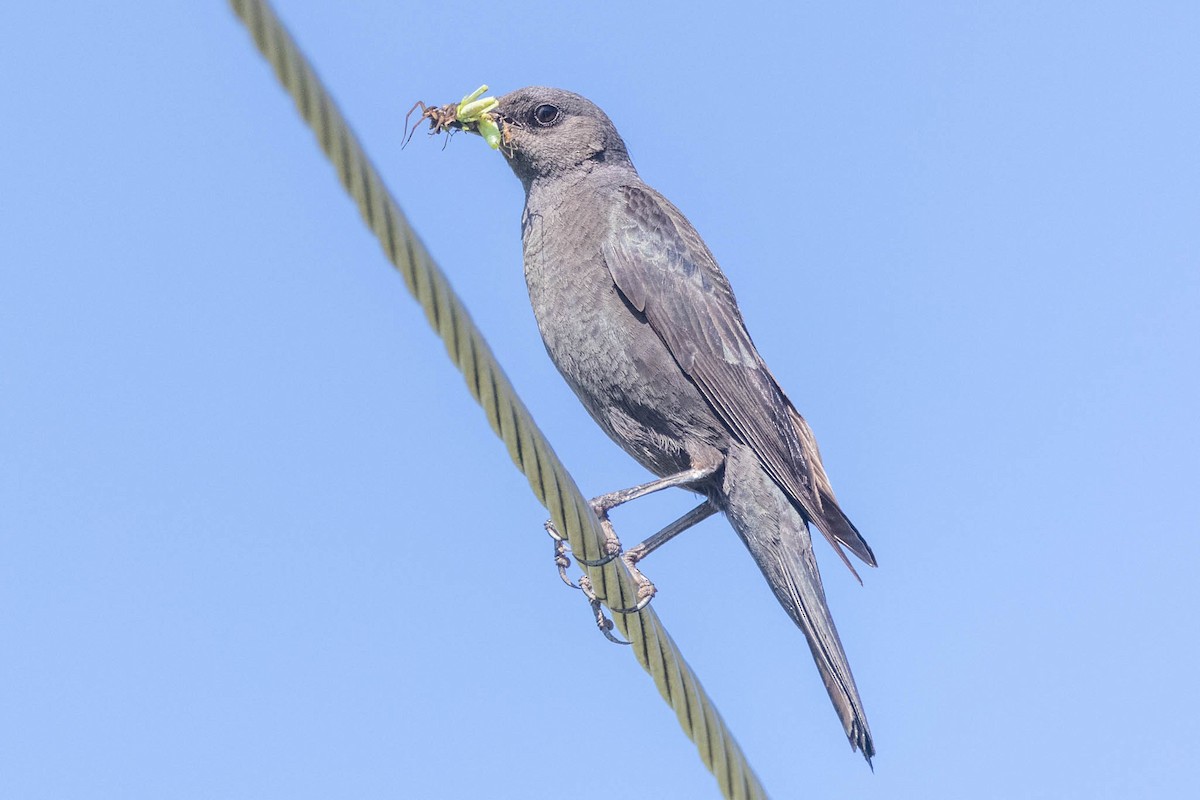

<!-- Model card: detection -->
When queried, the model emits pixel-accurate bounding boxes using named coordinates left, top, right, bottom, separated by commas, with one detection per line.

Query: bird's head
left=489, top=87, right=634, bottom=189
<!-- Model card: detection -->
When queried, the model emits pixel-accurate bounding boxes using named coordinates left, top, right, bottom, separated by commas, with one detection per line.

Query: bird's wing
left=602, top=184, right=875, bottom=571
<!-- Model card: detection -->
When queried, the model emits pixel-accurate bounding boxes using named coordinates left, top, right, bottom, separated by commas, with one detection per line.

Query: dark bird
left=487, top=86, right=877, bottom=762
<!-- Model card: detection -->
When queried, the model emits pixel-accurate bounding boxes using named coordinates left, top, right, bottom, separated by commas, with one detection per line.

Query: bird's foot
left=543, top=516, right=621, bottom=571
left=606, top=546, right=658, bottom=614
left=569, top=511, right=624, bottom=567
left=579, top=574, right=630, bottom=645
left=545, top=517, right=651, bottom=642
left=543, top=519, right=579, bottom=589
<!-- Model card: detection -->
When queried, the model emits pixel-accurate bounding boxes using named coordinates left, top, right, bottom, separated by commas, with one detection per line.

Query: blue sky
left=2, top=2, right=1198, bottom=798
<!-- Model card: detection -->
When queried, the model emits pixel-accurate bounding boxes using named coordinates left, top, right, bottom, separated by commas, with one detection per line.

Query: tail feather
left=721, top=443, right=875, bottom=763
left=789, top=406, right=877, bottom=568
left=813, top=492, right=877, bottom=570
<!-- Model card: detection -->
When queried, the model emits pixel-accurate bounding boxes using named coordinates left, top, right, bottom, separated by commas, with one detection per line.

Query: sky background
left=2, top=2, right=1198, bottom=798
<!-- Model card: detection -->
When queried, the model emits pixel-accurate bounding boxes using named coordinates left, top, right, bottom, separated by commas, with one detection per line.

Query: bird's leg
left=590, top=464, right=719, bottom=516
left=573, top=464, right=720, bottom=567
left=544, top=464, right=721, bottom=640
left=609, top=499, right=720, bottom=614
left=624, top=498, right=721, bottom=564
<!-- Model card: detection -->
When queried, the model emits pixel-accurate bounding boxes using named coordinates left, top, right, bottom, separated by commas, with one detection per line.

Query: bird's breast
left=519, top=193, right=727, bottom=478
left=521, top=198, right=641, bottom=397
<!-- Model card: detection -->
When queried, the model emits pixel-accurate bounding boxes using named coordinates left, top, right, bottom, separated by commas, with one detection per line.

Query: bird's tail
left=789, top=407, right=877, bottom=570
left=720, top=442, right=875, bottom=763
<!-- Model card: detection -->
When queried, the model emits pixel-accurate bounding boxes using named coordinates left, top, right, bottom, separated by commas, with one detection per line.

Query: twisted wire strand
left=228, top=2, right=768, bottom=797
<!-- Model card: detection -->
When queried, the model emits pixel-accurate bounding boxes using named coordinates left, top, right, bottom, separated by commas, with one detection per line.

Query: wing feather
left=603, top=185, right=875, bottom=571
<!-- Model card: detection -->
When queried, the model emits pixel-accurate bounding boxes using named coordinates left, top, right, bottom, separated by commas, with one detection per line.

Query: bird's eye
left=533, top=104, right=561, bottom=126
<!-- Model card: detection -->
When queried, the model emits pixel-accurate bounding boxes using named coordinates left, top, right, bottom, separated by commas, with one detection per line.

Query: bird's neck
left=524, top=161, right=639, bottom=212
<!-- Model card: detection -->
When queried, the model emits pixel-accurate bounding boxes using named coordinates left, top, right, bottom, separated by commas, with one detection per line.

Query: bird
left=481, top=86, right=877, bottom=762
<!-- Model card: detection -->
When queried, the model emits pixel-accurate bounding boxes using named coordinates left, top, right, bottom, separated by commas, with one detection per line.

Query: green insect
left=456, top=85, right=502, bottom=149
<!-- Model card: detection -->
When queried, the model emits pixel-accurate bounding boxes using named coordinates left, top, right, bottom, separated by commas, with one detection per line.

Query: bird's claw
left=571, top=546, right=621, bottom=567
left=606, top=549, right=658, bottom=614
left=579, top=574, right=630, bottom=645
left=544, top=520, right=579, bottom=589
left=571, top=512, right=623, bottom=566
